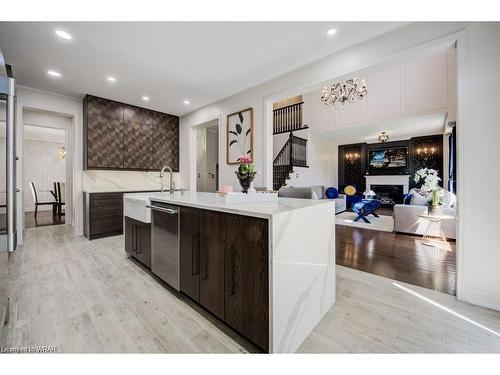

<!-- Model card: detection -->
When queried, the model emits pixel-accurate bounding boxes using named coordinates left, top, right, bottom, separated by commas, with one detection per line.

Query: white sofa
left=393, top=189, right=457, bottom=239
left=277, top=185, right=346, bottom=214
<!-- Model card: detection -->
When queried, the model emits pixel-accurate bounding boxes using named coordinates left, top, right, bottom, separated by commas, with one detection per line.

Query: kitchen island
left=123, top=191, right=335, bottom=353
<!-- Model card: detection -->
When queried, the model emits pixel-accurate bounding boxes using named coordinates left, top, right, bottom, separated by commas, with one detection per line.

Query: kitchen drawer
left=89, top=193, right=123, bottom=206
left=90, top=218, right=123, bottom=236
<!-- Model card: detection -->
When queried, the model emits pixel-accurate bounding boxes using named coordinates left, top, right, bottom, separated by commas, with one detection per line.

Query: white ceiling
left=0, top=22, right=405, bottom=116
left=315, top=112, right=447, bottom=145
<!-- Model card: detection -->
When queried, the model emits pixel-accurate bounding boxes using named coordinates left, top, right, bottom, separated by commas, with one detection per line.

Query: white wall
left=456, top=22, right=500, bottom=310
left=15, top=86, right=83, bottom=242
left=302, top=49, right=453, bottom=134
left=286, top=134, right=338, bottom=189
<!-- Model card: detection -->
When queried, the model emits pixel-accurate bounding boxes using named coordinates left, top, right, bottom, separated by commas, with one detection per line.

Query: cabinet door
left=135, top=221, right=152, bottom=268
left=125, top=216, right=135, bottom=256
left=152, top=112, right=179, bottom=171
left=199, top=210, right=225, bottom=320
left=85, top=96, right=124, bottom=168
left=224, top=214, right=269, bottom=351
left=124, top=105, right=153, bottom=169
left=180, top=206, right=201, bottom=301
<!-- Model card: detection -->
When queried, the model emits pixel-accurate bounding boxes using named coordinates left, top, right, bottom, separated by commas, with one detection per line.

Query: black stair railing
left=272, top=133, right=308, bottom=191
left=273, top=102, right=308, bottom=135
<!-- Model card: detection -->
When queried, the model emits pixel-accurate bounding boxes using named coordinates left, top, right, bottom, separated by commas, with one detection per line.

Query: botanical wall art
left=226, top=107, right=253, bottom=164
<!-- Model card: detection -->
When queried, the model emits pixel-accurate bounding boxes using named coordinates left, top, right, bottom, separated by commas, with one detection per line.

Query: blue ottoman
left=352, top=200, right=382, bottom=224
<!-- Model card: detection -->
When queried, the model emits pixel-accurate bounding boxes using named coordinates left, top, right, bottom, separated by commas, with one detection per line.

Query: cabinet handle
left=227, top=244, right=235, bottom=296
left=201, top=235, right=208, bottom=280
left=131, top=224, right=136, bottom=254
left=136, top=225, right=141, bottom=254
left=192, top=233, right=200, bottom=275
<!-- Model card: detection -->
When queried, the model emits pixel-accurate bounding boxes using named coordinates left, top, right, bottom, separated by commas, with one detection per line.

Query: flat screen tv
left=368, top=147, right=408, bottom=171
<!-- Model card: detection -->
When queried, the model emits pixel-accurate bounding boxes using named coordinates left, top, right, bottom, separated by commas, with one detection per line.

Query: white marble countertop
left=124, top=191, right=334, bottom=219
left=84, top=187, right=161, bottom=194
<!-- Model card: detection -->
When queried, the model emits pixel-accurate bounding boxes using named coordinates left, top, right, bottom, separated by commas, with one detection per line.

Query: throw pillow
left=325, top=187, right=339, bottom=199
left=410, top=190, right=429, bottom=206
left=311, top=190, right=320, bottom=200
left=344, top=185, right=357, bottom=196
left=441, top=190, right=457, bottom=207
left=311, top=185, right=325, bottom=200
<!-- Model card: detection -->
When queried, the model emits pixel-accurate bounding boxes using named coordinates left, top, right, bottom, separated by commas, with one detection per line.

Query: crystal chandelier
left=321, top=77, right=367, bottom=106
left=378, top=132, right=389, bottom=143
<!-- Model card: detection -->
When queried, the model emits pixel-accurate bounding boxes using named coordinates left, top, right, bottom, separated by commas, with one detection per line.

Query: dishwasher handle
left=146, top=205, right=178, bottom=215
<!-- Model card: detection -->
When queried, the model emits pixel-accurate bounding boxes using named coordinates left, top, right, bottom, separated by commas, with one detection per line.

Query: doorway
left=22, top=109, right=73, bottom=229
left=196, top=120, right=219, bottom=193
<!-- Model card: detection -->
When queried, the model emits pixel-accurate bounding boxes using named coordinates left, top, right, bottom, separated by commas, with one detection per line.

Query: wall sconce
left=416, top=146, right=437, bottom=159
left=345, top=152, right=360, bottom=164
left=58, top=146, right=66, bottom=160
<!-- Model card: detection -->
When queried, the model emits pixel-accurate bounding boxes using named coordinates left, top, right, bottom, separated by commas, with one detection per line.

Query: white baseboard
left=458, top=287, right=500, bottom=312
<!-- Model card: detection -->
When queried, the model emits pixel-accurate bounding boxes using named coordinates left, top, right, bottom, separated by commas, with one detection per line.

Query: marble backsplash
left=83, top=170, right=184, bottom=193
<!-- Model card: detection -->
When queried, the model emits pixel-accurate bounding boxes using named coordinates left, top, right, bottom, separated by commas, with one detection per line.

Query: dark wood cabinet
left=84, top=190, right=159, bottom=240
left=124, top=106, right=153, bottom=169
left=83, top=94, right=179, bottom=171
left=199, top=210, right=226, bottom=320
left=125, top=216, right=151, bottom=268
left=84, top=95, right=124, bottom=169
left=224, top=214, right=269, bottom=351
left=180, top=206, right=201, bottom=301
left=84, top=192, right=124, bottom=240
left=179, top=207, right=269, bottom=351
left=152, top=112, right=179, bottom=171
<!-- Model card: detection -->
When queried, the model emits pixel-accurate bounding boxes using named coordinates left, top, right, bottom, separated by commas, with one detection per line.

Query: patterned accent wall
left=86, top=96, right=124, bottom=168
left=152, top=112, right=179, bottom=171
left=84, top=95, right=179, bottom=171
left=124, top=106, right=153, bottom=169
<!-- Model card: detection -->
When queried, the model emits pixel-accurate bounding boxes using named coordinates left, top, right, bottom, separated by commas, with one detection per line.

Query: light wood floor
left=2, top=225, right=500, bottom=353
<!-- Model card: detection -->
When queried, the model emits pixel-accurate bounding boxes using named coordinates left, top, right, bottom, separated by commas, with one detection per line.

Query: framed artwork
left=226, top=107, right=253, bottom=164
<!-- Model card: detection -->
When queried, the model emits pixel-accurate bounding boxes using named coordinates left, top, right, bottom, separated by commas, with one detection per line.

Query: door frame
left=15, top=86, right=83, bottom=244
left=22, top=118, right=72, bottom=224
left=190, top=117, right=220, bottom=193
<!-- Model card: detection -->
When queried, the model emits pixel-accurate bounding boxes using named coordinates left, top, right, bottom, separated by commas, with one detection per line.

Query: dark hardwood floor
left=24, top=210, right=65, bottom=229
left=336, top=224, right=456, bottom=295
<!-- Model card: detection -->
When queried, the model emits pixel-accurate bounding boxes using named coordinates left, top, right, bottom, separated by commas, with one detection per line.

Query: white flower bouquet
left=414, top=168, right=443, bottom=207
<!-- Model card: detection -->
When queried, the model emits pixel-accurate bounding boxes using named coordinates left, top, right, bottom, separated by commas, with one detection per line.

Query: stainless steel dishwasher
left=147, top=201, right=180, bottom=291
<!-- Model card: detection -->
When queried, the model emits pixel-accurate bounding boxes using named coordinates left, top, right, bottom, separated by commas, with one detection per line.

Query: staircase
left=272, top=101, right=309, bottom=191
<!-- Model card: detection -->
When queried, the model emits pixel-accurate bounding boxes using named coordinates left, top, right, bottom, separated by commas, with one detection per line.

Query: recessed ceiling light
left=47, top=70, right=62, bottom=78
left=142, top=96, right=150, bottom=102
left=55, top=30, right=72, bottom=40
left=107, top=76, right=116, bottom=83
left=183, top=100, right=190, bottom=105
left=327, top=28, right=337, bottom=36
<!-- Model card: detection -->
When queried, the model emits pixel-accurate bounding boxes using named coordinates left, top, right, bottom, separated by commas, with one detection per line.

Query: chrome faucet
left=160, top=165, right=175, bottom=194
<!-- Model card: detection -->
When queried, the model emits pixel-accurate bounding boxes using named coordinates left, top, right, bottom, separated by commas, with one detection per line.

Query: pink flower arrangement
left=237, top=155, right=252, bottom=164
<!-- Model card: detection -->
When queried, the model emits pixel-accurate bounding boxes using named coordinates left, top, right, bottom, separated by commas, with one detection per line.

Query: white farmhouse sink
left=123, top=195, right=151, bottom=223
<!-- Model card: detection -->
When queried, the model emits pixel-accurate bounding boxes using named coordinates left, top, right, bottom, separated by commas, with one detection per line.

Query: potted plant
left=414, top=168, right=443, bottom=216
left=235, top=155, right=256, bottom=193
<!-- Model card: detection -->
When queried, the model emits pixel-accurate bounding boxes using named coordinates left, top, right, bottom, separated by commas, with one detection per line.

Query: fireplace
left=371, top=184, right=404, bottom=206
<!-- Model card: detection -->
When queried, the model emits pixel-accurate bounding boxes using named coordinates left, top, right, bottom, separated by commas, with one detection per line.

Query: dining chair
left=53, top=181, right=66, bottom=217
left=29, top=182, right=57, bottom=218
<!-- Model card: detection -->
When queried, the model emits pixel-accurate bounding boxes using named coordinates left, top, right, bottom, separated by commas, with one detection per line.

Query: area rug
left=335, top=211, right=394, bottom=232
